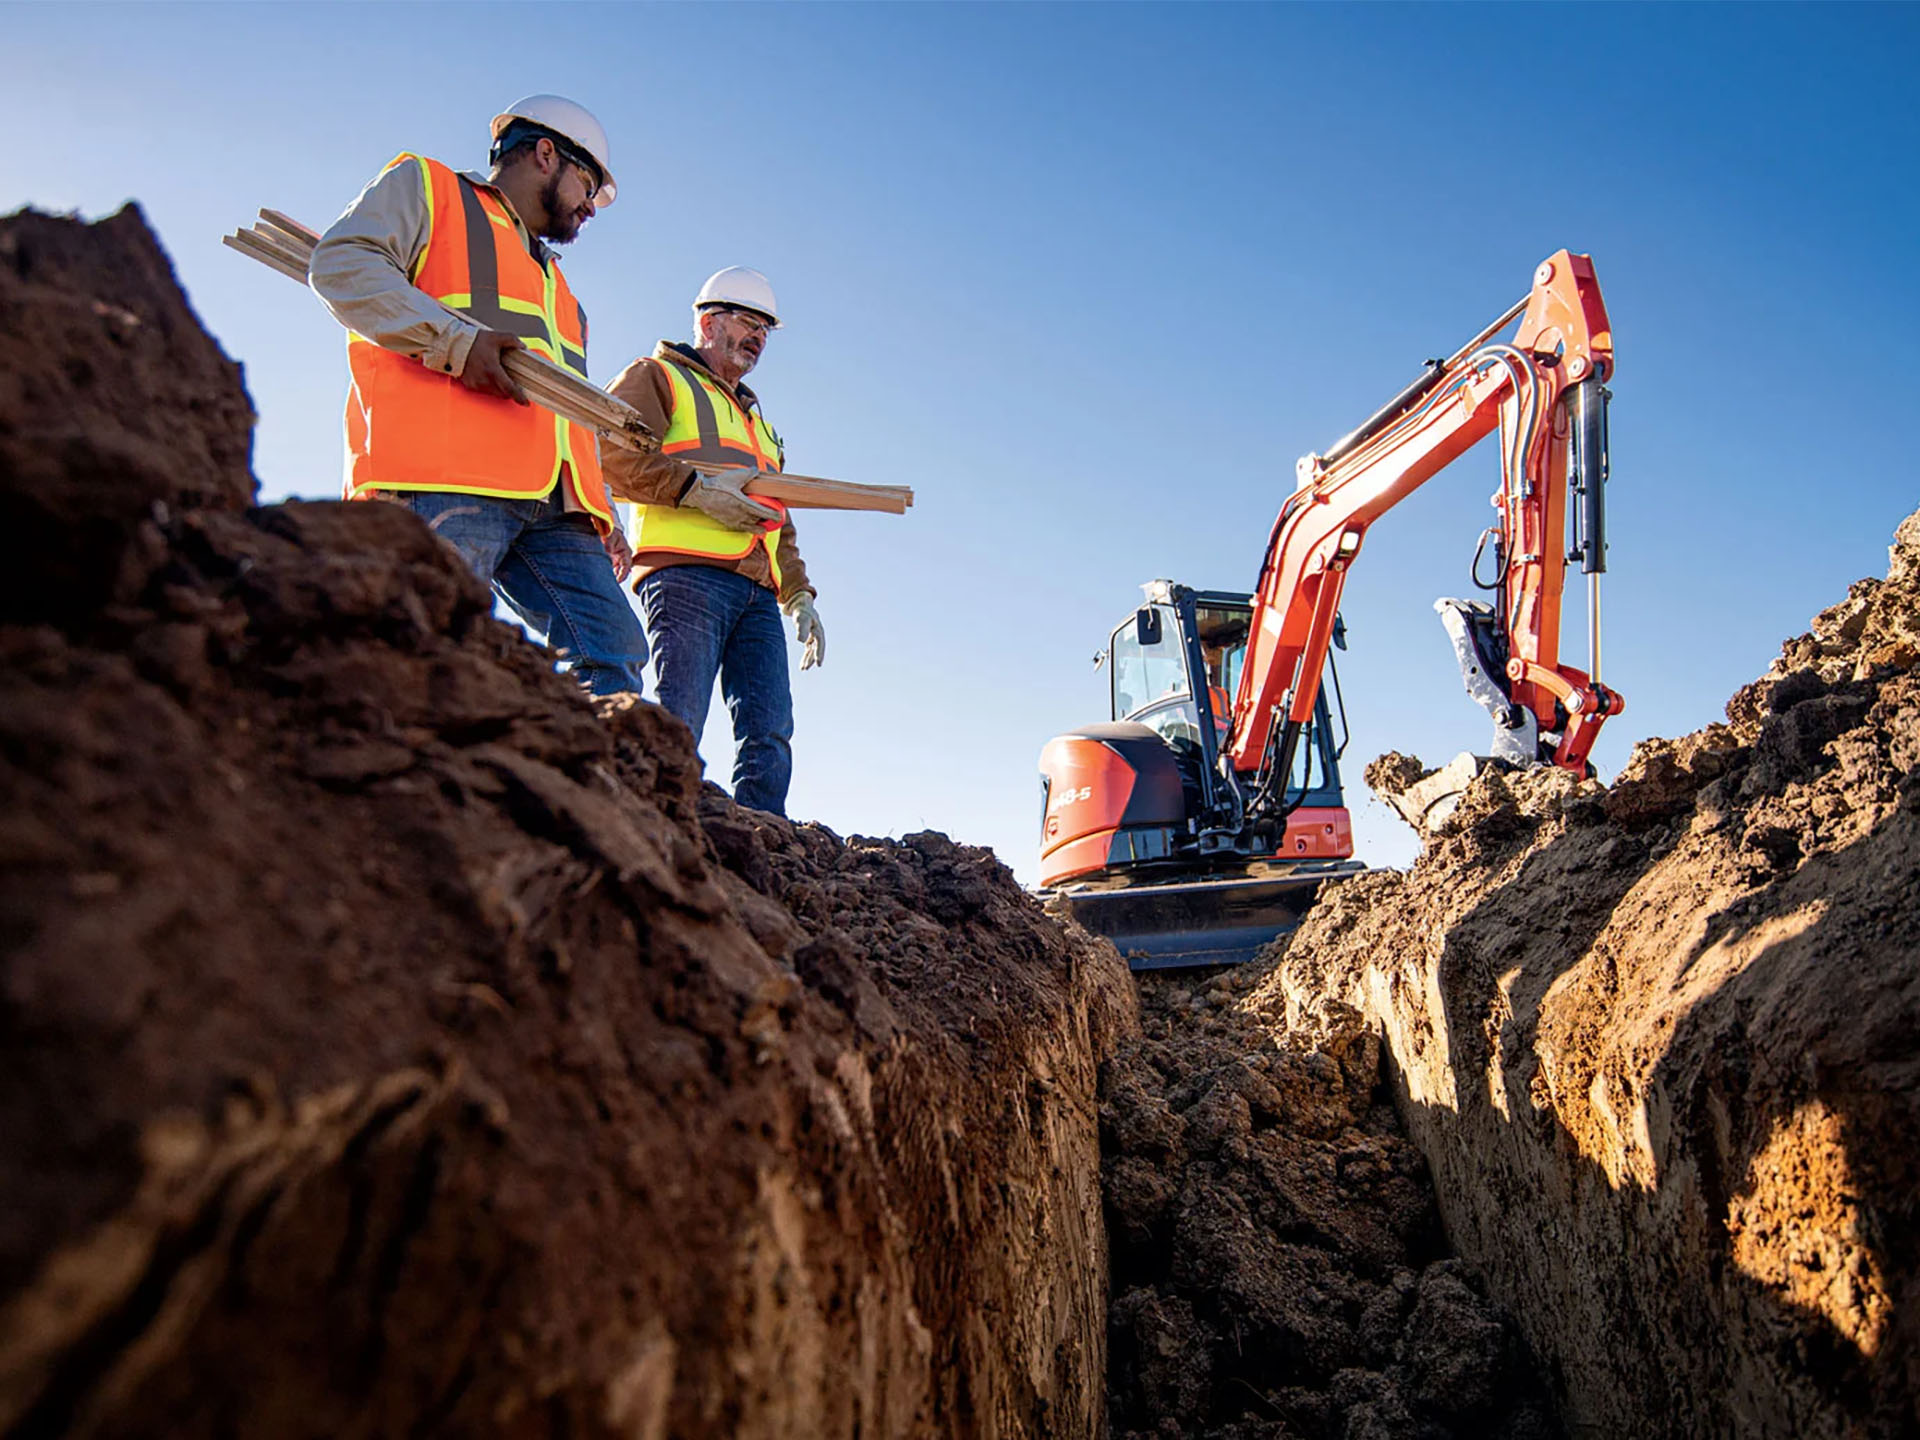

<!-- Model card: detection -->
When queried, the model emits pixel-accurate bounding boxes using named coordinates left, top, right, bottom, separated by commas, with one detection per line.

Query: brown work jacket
left=602, top=343, right=813, bottom=603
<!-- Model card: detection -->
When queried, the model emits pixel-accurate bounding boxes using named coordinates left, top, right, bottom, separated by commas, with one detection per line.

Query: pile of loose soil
left=0, top=207, right=1136, bottom=1438
left=1101, top=967, right=1559, bottom=1439
left=1269, top=511, right=1920, bottom=1437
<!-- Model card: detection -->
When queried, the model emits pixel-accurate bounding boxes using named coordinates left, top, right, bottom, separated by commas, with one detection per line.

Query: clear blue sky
left=7, top=2, right=1916, bottom=880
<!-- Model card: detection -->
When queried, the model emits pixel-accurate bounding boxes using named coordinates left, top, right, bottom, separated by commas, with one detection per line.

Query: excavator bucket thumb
left=1045, top=862, right=1363, bottom=971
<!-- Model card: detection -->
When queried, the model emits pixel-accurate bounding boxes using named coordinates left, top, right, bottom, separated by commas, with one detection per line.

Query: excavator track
left=1044, top=860, right=1365, bottom=971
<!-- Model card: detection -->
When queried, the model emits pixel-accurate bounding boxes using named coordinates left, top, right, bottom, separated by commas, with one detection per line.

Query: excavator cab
left=1110, top=594, right=1341, bottom=795
left=1039, top=585, right=1361, bottom=969
left=1109, top=601, right=1217, bottom=748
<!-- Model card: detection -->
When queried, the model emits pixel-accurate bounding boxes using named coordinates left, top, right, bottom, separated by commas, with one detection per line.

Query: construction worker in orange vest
left=308, top=95, right=648, bottom=696
left=601, top=269, right=821, bottom=815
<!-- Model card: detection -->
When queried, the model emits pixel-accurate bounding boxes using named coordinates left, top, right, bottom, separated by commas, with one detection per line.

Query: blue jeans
left=635, top=566, right=793, bottom=814
left=402, top=491, right=647, bottom=696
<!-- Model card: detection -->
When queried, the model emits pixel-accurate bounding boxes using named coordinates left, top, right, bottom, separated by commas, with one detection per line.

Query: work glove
left=681, top=467, right=780, bottom=531
left=784, top=593, right=826, bottom=671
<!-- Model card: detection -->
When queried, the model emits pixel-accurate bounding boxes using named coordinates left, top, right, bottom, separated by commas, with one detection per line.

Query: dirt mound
left=1101, top=969, right=1559, bottom=1439
left=1278, top=514, right=1920, bottom=1436
left=0, top=207, right=1135, bottom=1437
left=0, top=204, right=255, bottom=630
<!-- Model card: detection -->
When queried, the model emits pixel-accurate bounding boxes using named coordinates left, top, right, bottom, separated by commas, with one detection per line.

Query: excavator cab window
left=1112, top=599, right=1260, bottom=761
left=1110, top=606, right=1188, bottom=719
left=1193, top=603, right=1250, bottom=734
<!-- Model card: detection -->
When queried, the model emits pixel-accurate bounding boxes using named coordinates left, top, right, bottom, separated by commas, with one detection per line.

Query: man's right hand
left=459, top=330, right=529, bottom=405
left=682, top=468, right=781, bottom=531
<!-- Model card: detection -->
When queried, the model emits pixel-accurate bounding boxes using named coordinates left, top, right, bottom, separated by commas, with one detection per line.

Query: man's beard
left=539, top=171, right=583, bottom=245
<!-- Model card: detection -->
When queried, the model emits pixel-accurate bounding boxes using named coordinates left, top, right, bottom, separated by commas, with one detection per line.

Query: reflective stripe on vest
left=628, top=359, right=787, bottom=589
left=341, top=154, right=608, bottom=521
left=658, top=359, right=784, bottom=471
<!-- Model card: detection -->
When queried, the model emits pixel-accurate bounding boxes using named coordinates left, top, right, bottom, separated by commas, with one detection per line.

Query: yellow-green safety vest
left=628, top=359, right=787, bottom=586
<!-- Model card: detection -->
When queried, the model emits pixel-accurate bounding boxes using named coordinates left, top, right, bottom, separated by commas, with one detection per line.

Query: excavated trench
left=0, top=207, right=1133, bottom=1438
left=3, top=207, right=1914, bottom=1439
left=1093, top=510, right=1920, bottom=1438
left=1097, top=968, right=1560, bottom=1440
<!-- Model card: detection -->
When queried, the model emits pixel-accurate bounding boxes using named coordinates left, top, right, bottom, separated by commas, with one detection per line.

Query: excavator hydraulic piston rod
left=1321, top=360, right=1445, bottom=468
left=1320, top=293, right=1531, bottom=467
left=1569, top=377, right=1610, bottom=575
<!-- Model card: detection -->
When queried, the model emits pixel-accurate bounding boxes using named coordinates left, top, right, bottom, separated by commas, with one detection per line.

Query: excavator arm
left=1038, top=251, right=1620, bottom=962
left=1226, top=251, right=1621, bottom=806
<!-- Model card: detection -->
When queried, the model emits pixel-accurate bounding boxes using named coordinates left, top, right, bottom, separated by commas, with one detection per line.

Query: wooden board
left=225, top=212, right=914, bottom=514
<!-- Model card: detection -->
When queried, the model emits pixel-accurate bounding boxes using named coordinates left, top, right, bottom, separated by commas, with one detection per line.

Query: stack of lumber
left=223, top=212, right=912, bottom=515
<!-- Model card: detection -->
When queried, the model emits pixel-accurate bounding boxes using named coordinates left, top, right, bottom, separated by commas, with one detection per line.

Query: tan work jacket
left=603, top=343, right=813, bottom=603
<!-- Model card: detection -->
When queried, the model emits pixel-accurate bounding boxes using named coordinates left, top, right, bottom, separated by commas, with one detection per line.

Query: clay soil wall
left=0, top=207, right=1137, bottom=1440
left=1262, top=516, right=1920, bottom=1437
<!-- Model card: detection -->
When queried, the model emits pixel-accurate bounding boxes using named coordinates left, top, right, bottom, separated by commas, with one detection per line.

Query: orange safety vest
left=1208, top=684, right=1231, bottom=737
left=628, top=358, right=789, bottom=586
left=341, top=154, right=610, bottom=524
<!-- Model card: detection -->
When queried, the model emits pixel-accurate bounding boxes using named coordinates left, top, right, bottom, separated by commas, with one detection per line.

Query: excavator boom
left=1230, top=251, right=1620, bottom=790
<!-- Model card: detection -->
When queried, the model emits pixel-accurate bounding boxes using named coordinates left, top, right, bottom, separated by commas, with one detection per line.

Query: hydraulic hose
left=1319, top=293, right=1530, bottom=467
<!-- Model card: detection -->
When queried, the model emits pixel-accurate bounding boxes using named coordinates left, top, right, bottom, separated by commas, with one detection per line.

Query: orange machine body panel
left=1040, top=729, right=1354, bottom=886
left=1039, top=725, right=1187, bottom=886
left=1277, top=805, right=1353, bottom=860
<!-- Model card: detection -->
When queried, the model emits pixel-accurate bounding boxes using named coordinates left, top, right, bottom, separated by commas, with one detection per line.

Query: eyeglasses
left=716, top=307, right=773, bottom=334
left=567, top=159, right=601, bottom=204
left=544, top=138, right=601, bottom=203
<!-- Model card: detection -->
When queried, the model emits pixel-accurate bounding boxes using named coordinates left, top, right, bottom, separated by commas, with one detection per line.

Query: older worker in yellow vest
left=601, top=269, right=822, bottom=815
left=308, top=95, right=648, bottom=696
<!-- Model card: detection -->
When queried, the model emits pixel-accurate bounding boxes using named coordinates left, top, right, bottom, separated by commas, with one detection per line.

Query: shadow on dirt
left=1100, top=965, right=1563, bottom=1439
left=1389, top=666, right=1920, bottom=1437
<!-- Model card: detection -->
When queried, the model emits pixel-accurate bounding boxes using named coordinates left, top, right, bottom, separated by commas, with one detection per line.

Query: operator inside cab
left=1201, top=641, right=1232, bottom=738
left=1109, top=601, right=1248, bottom=751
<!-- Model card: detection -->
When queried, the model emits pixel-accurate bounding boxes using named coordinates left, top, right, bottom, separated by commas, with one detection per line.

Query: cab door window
left=1109, top=606, right=1188, bottom=720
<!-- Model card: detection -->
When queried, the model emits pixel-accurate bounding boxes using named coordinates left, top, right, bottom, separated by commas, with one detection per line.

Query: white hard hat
left=693, top=267, right=781, bottom=328
left=490, top=95, right=616, bottom=208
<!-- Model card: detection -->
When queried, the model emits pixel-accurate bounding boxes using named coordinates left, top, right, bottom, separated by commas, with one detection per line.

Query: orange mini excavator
left=1039, top=251, right=1620, bottom=968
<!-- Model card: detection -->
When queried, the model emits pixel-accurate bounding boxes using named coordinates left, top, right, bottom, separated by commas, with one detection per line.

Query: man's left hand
left=784, top=593, right=825, bottom=671
left=603, top=525, right=633, bottom=583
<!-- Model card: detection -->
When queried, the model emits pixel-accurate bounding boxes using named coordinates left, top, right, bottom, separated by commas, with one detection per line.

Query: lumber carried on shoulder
left=223, top=211, right=912, bottom=515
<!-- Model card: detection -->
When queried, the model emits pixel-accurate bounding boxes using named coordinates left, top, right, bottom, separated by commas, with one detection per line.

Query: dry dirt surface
left=0, top=206, right=1137, bottom=1439
left=1100, top=966, right=1560, bottom=1440
left=1269, top=511, right=1920, bottom=1437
